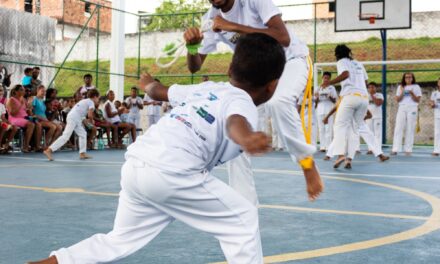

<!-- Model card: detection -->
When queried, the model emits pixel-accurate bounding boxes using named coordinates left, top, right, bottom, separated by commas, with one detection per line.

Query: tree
left=143, top=0, right=209, bottom=31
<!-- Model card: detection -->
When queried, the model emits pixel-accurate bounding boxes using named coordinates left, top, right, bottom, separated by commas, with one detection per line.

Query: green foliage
left=143, top=0, right=208, bottom=32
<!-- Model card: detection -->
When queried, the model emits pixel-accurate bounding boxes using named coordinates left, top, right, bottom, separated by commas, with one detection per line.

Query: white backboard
left=335, top=0, right=411, bottom=32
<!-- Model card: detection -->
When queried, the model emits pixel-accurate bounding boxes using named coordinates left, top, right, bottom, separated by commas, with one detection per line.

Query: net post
left=380, top=29, right=387, bottom=145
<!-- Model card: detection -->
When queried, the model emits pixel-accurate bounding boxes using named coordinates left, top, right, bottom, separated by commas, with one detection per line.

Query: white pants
left=434, top=118, right=440, bottom=153
left=266, top=57, right=316, bottom=162
left=227, top=58, right=315, bottom=207
left=227, top=153, right=258, bottom=206
left=359, top=121, right=383, bottom=157
left=50, top=114, right=87, bottom=154
left=366, top=118, right=383, bottom=150
left=52, top=158, right=263, bottom=264
left=128, top=114, right=141, bottom=129
left=331, top=95, right=369, bottom=156
left=392, top=105, right=418, bottom=153
left=327, top=121, right=358, bottom=159
left=317, top=113, right=334, bottom=151
left=147, top=115, right=161, bottom=128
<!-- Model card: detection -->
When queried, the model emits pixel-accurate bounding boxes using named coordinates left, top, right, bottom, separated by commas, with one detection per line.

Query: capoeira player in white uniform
left=29, top=33, right=323, bottom=264
left=323, top=44, right=388, bottom=169
left=184, top=0, right=320, bottom=205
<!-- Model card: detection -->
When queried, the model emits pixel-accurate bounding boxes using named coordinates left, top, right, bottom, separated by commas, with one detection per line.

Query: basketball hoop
left=360, top=13, right=380, bottom=24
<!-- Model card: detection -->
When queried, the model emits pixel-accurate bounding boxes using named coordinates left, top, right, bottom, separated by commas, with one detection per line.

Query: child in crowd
left=43, top=89, right=100, bottom=161
left=119, top=102, right=130, bottom=123
left=93, top=97, right=117, bottom=148
left=125, top=87, right=143, bottom=128
left=22, top=67, right=33, bottom=89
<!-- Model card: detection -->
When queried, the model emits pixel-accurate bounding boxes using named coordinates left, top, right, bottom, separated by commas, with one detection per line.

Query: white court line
left=2, top=155, right=440, bottom=181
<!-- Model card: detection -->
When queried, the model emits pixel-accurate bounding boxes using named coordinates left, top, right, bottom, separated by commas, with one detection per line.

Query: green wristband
left=186, top=43, right=202, bottom=55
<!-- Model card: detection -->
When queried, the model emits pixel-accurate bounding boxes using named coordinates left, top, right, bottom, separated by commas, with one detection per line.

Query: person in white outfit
left=323, top=108, right=389, bottom=167
left=143, top=94, right=162, bottom=128
left=366, top=82, right=384, bottom=154
left=29, top=33, right=322, bottom=264
left=324, top=44, right=370, bottom=169
left=43, top=89, right=100, bottom=161
left=183, top=0, right=319, bottom=205
left=391, top=72, right=422, bottom=155
left=125, top=87, right=144, bottom=129
left=429, top=78, right=440, bottom=156
left=316, top=71, right=338, bottom=152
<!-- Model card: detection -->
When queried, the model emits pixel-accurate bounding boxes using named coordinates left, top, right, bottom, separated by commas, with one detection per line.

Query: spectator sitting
left=75, top=74, right=96, bottom=99
left=6, top=85, right=42, bottom=152
left=103, top=90, right=136, bottom=148
left=33, top=85, right=62, bottom=148
left=22, top=68, right=33, bottom=89
left=62, top=97, right=76, bottom=123
left=0, top=85, right=18, bottom=153
left=31, top=67, right=42, bottom=93
left=93, top=97, right=117, bottom=148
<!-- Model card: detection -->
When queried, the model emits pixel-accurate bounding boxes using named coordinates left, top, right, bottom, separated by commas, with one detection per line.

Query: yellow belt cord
left=299, top=56, right=314, bottom=170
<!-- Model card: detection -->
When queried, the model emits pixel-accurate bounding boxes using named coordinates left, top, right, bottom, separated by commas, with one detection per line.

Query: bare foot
left=303, top=162, right=324, bottom=201
left=79, top=153, right=92, bottom=160
left=344, top=160, right=352, bottom=169
left=366, top=150, right=373, bottom=155
left=432, top=153, right=439, bottom=157
left=43, top=148, right=54, bottom=161
left=323, top=156, right=331, bottom=161
left=27, top=255, right=58, bottom=264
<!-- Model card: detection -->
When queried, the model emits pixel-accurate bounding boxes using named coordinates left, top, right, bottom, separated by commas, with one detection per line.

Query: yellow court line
left=211, top=175, right=440, bottom=264
left=0, top=184, right=428, bottom=222
left=259, top=204, right=428, bottom=221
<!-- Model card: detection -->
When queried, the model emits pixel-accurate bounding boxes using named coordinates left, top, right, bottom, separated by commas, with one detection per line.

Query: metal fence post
left=96, top=5, right=100, bottom=89
left=138, top=15, right=142, bottom=78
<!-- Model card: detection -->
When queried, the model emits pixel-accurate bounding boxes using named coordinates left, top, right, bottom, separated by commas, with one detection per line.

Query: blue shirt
left=32, top=97, right=47, bottom=119
left=22, top=76, right=32, bottom=86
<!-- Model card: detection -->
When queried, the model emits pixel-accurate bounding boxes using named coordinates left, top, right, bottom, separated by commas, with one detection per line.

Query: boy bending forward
left=29, top=33, right=323, bottom=264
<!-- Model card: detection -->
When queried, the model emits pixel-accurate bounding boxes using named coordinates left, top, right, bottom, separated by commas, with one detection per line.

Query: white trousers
left=227, top=153, right=258, bottom=206
left=434, top=118, right=440, bottom=153
left=147, top=115, right=161, bottom=128
left=52, top=158, right=263, bottom=264
left=331, top=95, right=369, bottom=156
left=266, top=57, right=316, bottom=161
left=317, top=113, right=334, bottom=151
left=50, top=114, right=87, bottom=154
left=227, top=57, right=315, bottom=207
left=128, top=114, right=141, bottom=129
left=392, top=105, right=418, bottom=153
left=366, top=118, right=383, bottom=150
left=359, top=121, right=383, bottom=157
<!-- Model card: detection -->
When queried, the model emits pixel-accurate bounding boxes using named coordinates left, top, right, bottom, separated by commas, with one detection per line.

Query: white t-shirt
left=337, top=58, right=368, bottom=97
left=69, top=98, right=95, bottom=119
left=143, top=94, right=162, bottom=116
left=199, top=0, right=309, bottom=59
left=79, top=85, right=96, bottom=98
left=316, top=85, right=338, bottom=116
left=368, top=93, right=384, bottom=119
left=396, top=84, right=422, bottom=106
left=431, top=90, right=440, bottom=117
left=125, top=96, right=143, bottom=116
left=0, top=103, right=6, bottom=116
left=126, top=81, right=258, bottom=175
left=103, top=100, right=121, bottom=124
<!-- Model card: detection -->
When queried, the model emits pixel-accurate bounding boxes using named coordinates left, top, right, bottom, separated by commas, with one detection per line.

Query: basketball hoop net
left=360, top=13, right=380, bottom=24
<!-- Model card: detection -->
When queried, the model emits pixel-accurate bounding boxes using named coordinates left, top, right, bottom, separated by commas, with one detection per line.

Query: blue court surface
left=1, top=147, right=440, bottom=263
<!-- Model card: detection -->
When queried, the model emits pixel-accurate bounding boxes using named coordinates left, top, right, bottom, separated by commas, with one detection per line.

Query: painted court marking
left=1, top=174, right=440, bottom=263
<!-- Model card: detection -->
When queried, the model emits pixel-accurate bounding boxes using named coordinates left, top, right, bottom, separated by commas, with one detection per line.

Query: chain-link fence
left=1, top=0, right=439, bottom=145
